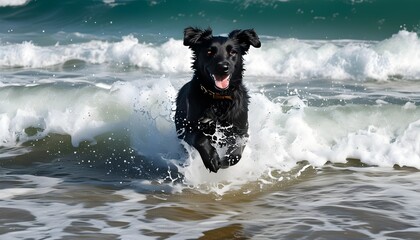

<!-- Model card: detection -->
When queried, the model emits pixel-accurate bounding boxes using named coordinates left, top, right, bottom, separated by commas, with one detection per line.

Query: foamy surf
left=0, top=0, right=30, bottom=7
left=1, top=31, right=420, bottom=81
left=1, top=77, right=419, bottom=195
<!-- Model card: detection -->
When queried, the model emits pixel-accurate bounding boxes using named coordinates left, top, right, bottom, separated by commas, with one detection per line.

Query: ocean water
left=1, top=0, right=420, bottom=239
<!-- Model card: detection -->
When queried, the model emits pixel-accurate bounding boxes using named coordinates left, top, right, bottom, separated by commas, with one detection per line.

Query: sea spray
left=1, top=78, right=420, bottom=181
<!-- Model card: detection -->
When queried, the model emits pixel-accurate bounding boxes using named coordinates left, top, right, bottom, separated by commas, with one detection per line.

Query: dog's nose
left=218, top=62, right=230, bottom=74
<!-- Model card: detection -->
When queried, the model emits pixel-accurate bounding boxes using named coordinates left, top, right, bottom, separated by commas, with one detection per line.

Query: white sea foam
left=178, top=93, right=420, bottom=193
left=0, top=36, right=192, bottom=73
left=0, top=0, right=29, bottom=7
left=247, top=30, right=420, bottom=81
left=0, top=83, right=133, bottom=147
left=0, top=175, right=61, bottom=199
left=0, top=78, right=419, bottom=192
left=1, top=31, right=420, bottom=81
left=1, top=79, right=419, bottom=166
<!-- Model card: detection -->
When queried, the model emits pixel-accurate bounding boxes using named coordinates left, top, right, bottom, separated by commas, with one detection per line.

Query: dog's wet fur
left=175, top=27, right=261, bottom=172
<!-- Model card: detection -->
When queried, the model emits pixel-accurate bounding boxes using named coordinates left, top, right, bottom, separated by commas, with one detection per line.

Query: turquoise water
left=1, top=0, right=420, bottom=239
left=1, top=0, right=419, bottom=41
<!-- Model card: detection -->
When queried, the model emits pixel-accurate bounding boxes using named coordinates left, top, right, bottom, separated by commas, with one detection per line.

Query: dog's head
left=184, top=27, right=261, bottom=91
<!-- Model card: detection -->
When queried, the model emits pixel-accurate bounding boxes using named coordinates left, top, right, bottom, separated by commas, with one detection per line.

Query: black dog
left=175, top=27, right=261, bottom=173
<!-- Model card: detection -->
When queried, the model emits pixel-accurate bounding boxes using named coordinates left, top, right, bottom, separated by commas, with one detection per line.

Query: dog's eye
left=207, top=49, right=215, bottom=57
left=229, top=50, right=238, bottom=56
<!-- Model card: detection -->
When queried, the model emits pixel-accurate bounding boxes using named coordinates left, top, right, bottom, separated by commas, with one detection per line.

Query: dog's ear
left=183, top=27, right=213, bottom=47
left=228, top=29, right=261, bottom=54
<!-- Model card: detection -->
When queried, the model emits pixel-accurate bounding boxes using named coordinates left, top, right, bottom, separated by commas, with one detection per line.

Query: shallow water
left=2, top=163, right=420, bottom=239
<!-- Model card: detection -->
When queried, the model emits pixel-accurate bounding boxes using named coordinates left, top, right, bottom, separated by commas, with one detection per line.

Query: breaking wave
left=1, top=31, right=420, bottom=81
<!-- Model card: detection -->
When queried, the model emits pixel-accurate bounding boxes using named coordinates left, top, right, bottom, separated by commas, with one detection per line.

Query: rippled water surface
left=2, top=163, right=420, bottom=239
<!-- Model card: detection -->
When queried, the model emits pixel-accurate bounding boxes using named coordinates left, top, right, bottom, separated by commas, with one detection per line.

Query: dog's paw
left=220, top=154, right=242, bottom=169
left=203, top=151, right=221, bottom=173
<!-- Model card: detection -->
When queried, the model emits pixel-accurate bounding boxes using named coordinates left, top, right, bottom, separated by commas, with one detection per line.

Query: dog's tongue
left=214, top=74, right=230, bottom=89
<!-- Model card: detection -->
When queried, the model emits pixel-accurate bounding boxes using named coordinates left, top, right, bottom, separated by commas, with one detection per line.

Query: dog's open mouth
left=211, top=74, right=230, bottom=90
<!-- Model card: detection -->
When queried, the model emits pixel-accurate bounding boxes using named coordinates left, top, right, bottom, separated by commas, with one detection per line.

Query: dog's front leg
left=186, top=133, right=220, bottom=173
left=195, top=135, right=221, bottom=173
left=220, top=123, right=249, bottom=168
left=220, top=136, right=247, bottom=168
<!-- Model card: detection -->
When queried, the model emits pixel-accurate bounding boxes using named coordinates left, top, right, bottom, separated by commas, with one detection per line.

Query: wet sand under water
left=1, top=161, right=420, bottom=239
